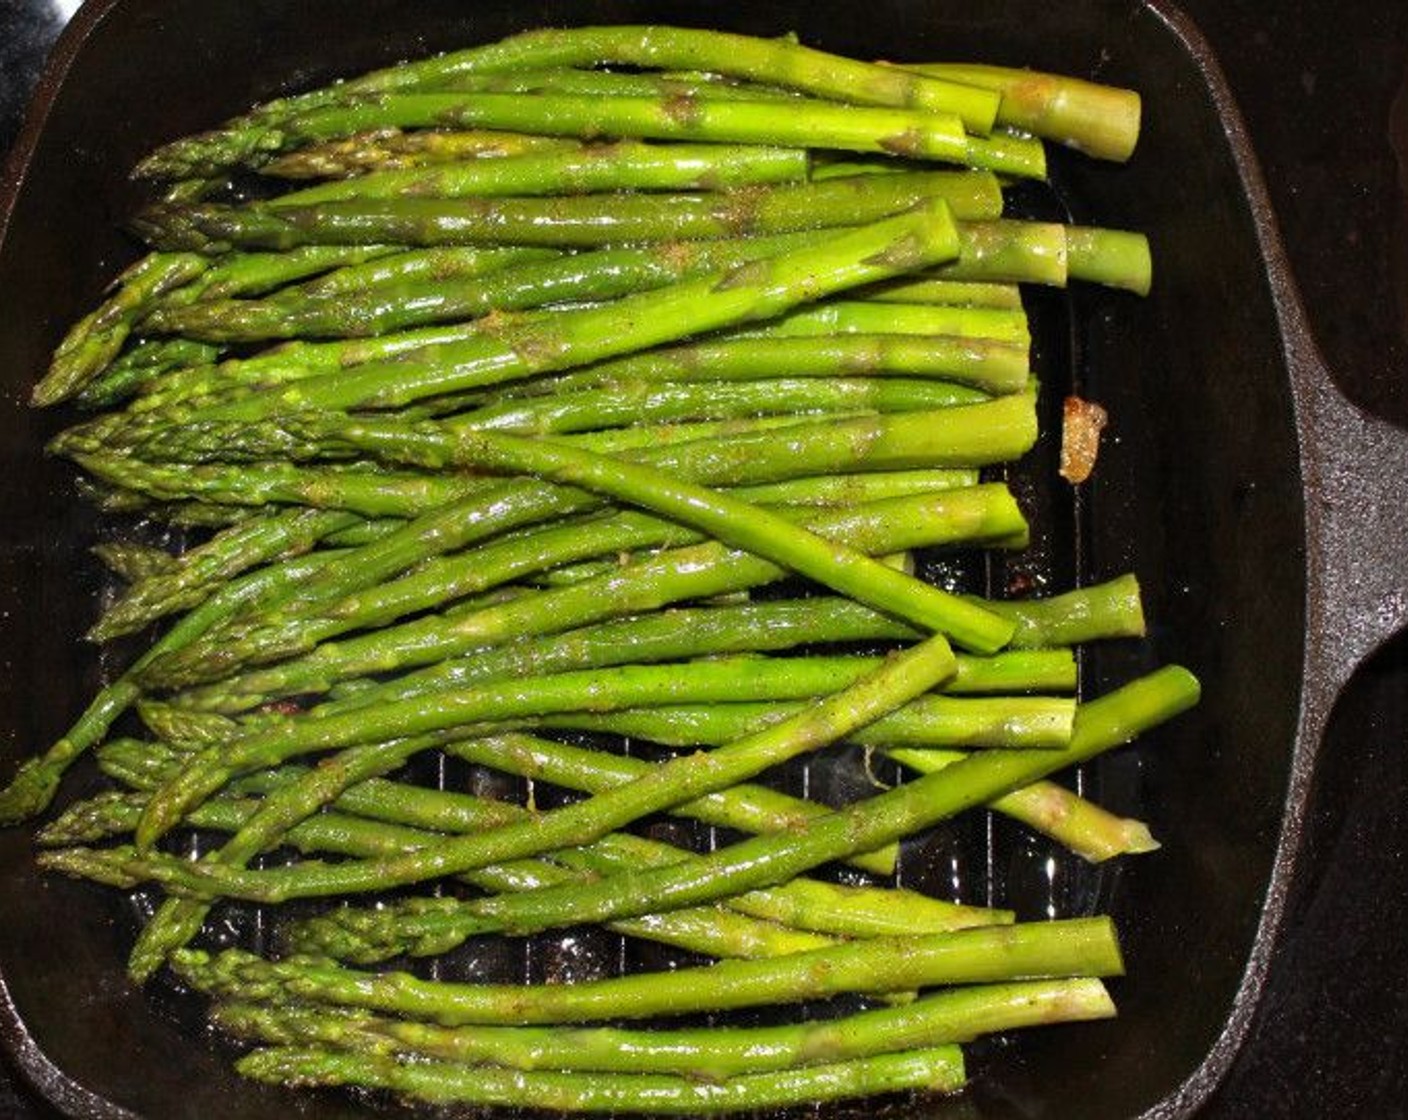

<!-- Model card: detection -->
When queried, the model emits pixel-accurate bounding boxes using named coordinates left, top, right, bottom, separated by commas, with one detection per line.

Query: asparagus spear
left=886, top=748, right=1160, bottom=862
left=88, top=508, right=358, bottom=641
left=261, top=130, right=581, bottom=179
left=133, top=171, right=996, bottom=254
left=284, top=245, right=560, bottom=300
left=274, top=92, right=976, bottom=165
left=906, top=61, right=1141, bottom=161
left=496, top=334, right=1030, bottom=399
left=33, top=252, right=209, bottom=406
left=171, top=918, right=1122, bottom=1023
left=271, top=141, right=808, bottom=207
left=863, top=278, right=1023, bottom=307
left=752, top=300, right=1029, bottom=345
left=517, top=694, right=1077, bottom=753
left=234, top=1045, right=967, bottom=1112
left=443, top=377, right=988, bottom=435
left=67, top=453, right=492, bottom=518
left=214, top=978, right=1111, bottom=1077
left=0, top=552, right=337, bottom=825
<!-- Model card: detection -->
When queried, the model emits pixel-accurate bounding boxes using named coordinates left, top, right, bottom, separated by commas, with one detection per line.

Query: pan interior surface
left=0, top=1, right=1305, bottom=1117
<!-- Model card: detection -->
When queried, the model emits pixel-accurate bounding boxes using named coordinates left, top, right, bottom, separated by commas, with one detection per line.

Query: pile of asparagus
left=1, top=25, right=1199, bottom=1114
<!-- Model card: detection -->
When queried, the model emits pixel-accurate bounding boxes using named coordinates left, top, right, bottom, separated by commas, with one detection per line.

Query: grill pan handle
left=1296, top=357, right=1408, bottom=697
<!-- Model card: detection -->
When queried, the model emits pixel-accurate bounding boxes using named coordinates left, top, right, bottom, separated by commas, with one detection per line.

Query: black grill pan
left=0, top=1, right=1405, bottom=1117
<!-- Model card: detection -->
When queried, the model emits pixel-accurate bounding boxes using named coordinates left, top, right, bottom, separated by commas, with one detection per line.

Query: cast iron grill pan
left=1, top=1, right=1405, bottom=1118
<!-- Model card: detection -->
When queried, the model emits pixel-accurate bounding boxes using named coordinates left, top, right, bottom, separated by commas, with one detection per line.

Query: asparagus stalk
left=33, top=253, right=209, bottom=406
left=524, top=694, right=1077, bottom=753
left=67, top=453, right=493, bottom=518
left=863, top=279, right=1024, bottom=308
left=284, top=245, right=560, bottom=300
left=213, top=979, right=1111, bottom=1077
left=1066, top=226, right=1153, bottom=295
left=906, top=62, right=1141, bottom=162
left=233, top=1045, right=967, bottom=1112
left=453, top=377, right=988, bottom=435
left=171, top=918, right=1122, bottom=1023
left=886, top=748, right=1160, bottom=862
left=274, top=92, right=977, bottom=164
left=261, top=130, right=581, bottom=178
left=0, top=552, right=336, bottom=825
left=87, top=508, right=358, bottom=641
left=497, top=334, right=1030, bottom=398
left=133, top=171, right=997, bottom=254
left=271, top=141, right=808, bottom=207
left=753, top=300, right=1029, bottom=346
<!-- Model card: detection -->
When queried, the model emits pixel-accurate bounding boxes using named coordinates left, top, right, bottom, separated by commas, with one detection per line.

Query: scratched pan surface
left=2, top=1, right=1406, bottom=1118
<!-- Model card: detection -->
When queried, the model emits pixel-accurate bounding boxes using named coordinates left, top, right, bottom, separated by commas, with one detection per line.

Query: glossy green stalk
left=233, top=1045, right=967, bottom=1112
left=498, top=334, right=1030, bottom=399
left=0, top=553, right=336, bottom=825
left=33, top=253, right=209, bottom=406
left=213, top=979, right=1110, bottom=1077
left=907, top=62, right=1141, bottom=161
left=133, top=171, right=994, bottom=254
left=261, top=131, right=581, bottom=179
left=886, top=748, right=1160, bottom=862
left=171, top=917, right=1121, bottom=1023
left=87, top=508, right=358, bottom=641
left=272, top=141, right=807, bottom=206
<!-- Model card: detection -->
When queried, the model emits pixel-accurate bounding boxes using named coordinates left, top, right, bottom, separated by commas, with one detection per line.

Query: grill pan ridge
left=0, top=1, right=1405, bottom=1118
